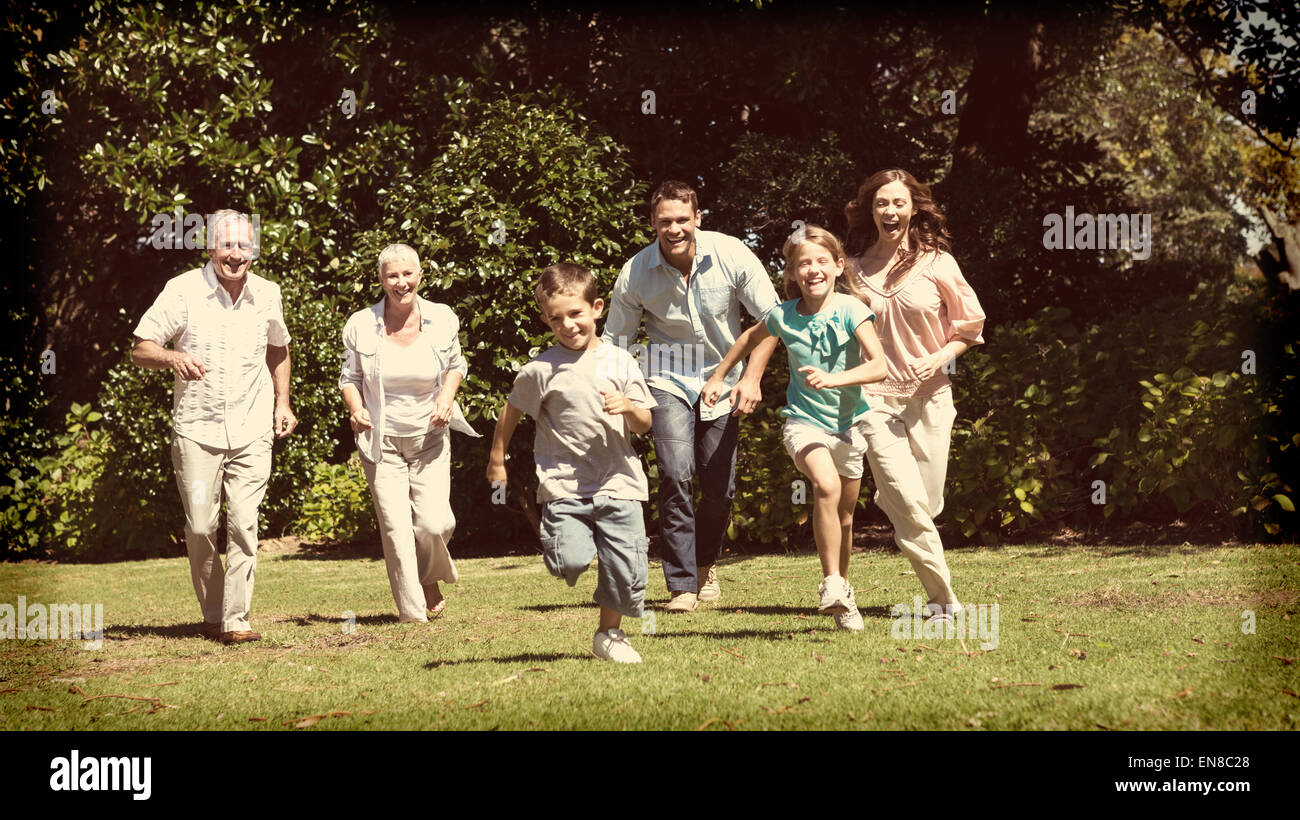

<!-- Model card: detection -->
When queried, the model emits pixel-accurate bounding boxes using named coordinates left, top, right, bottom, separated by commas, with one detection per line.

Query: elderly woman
left=340, top=243, right=479, bottom=622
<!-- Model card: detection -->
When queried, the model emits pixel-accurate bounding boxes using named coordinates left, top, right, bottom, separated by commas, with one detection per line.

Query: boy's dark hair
left=649, top=179, right=699, bottom=221
left=534, top=262, right=598, bottom=309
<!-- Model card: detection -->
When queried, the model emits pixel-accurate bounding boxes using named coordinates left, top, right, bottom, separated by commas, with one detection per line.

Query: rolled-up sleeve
left=267, top=283, right=291, bottom=347
left=601, top=263, right=643, bottom=346
left=934, top=254, right=986, bottom=346
left=338, top=315, right=363, bottom=393
left=437, top=304, right=468, bottom=377
left=732, top=239, right=780, bottom=322
left=133, top=283, right=184, bottom=345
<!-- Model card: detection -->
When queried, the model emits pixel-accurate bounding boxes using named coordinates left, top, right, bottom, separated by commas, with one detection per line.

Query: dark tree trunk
left=949, top=16, right=1050, bottom=183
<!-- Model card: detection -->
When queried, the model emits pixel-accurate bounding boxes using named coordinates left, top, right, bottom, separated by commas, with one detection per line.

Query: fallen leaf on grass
left=1281, top=689, right=1300, bottom=699
left=1051, top=684, right=1085, bottom=691
left=990, top=682, right=1042, bottom=689
left=1191, top=637, right=1205, bottom=644
left=696, top=717, right=735, bottom=730
left=1185, top=652, right=1199, bottom=658
left=248, top=717, right=268, bottom=722
left=465, top=699, right=489, bottom=710
left=719, top=647, right=747, bottom=661
left=1273, top=656, right=1296, bottom=665
left=812, top=652, right=825, bottom=663
left=67, top=686, right=84, bottom=695
left=0, top=688, right=23, bottom=695
left=26, top=705, right=55, bottom=712
left=294, top=715, right=323, bottom=728
left=1171, top=687, right=1192, bottom=699
left=151, top=681, right=179, bottom=687
left=331, top=711, right=351, bottom=717
left=879, top=657, right=898, bottom=665
left=697, top=673, right=711, bottom=683
left=1070, top=649, right=1087, bottom=660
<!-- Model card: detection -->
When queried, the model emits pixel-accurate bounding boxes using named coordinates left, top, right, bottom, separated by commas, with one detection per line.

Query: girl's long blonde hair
left=780, top=224, right=871, bottom=307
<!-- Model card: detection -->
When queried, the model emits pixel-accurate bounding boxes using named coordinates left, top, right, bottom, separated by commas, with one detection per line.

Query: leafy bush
left=0, top=403, right=108, bottom=559
left=291, top=455, right=376, bottom=544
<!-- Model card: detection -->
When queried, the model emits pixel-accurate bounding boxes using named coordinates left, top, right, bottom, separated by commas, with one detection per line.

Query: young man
left=132, top=210, right=296, bottom=643
left=603, top=181, right=781, bottom=612
left=487, top=263, right=656, bottom=662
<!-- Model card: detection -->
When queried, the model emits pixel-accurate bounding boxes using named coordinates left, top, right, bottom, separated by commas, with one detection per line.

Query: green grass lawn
left=1, top=541, right=1297, bottom=730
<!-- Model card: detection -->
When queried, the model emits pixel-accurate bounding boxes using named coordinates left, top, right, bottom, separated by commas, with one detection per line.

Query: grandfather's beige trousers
left=859, top=390, right=961, bottom=608
left=362, top=429, right=458, bottom=622
left=171, top=432, right=272, bottom=632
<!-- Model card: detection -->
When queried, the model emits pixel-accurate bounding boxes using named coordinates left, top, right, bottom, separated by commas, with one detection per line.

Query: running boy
left=703, top=225, right=886, bottom=629
left=487, top=263, right=656, bottom=663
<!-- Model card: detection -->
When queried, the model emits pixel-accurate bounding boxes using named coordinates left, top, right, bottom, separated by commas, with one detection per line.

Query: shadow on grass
left=645, top=627, right=822, bottom=640
left=280, top=540, right=383, bottom=561
left=423, top=651, right=590, bottom=668
left=300, top=613, right=400, bottom=626
left=105, top=623, right=207, bottom=640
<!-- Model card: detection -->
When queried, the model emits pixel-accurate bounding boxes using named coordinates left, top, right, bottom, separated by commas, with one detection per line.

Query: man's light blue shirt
left=602, top=229, right=780, bottom=420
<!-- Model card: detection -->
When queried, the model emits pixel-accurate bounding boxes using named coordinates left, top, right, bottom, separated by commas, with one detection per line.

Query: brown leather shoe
left=219, top=630, right=262, bottom=644
left=200, top=622, right=221, bottom=640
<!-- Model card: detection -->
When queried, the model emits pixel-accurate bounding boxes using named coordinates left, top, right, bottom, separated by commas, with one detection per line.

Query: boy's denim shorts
left=539, top=496, right=649, bottom=618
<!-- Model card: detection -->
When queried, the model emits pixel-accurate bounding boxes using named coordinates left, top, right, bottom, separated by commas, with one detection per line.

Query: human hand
left=274, top=402, right=297, bottom=438
left=798, top=366, right=838, bottom=390
left=600, top=388, right=636, bottom=416
left=349, top=407, right=373, bottom=433
left=910, top=351, right=948, bottom=381
left=431, top=400, right=453, bottom=428
left=486, top=460, right=507, bottom=485
left=730, top=377, right=762, bottom=415
left=171, top=351, right=208, bottom=381
left=701, top=378, right=726, bottom=408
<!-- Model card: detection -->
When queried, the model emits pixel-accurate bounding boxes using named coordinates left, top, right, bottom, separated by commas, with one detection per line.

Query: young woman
left=844, top=169, right=986, bottom=620
left=703, top=225, right=886, bottom=629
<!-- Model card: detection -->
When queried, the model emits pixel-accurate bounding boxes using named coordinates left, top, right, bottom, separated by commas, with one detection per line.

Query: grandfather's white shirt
left=601, top=229, right=780, bottom=421
left=133, top=263, right=291, bottom=450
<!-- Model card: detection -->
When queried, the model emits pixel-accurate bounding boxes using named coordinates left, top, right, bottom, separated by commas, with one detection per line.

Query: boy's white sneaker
left=834, top=585, right=864, bottom=631
left=593, top=628, right=643, bottom=663
left=817, top=574, right=851, bottom=614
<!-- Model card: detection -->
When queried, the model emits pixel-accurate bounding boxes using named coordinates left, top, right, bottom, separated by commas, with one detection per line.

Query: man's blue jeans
left=649, top=387, right=739, bottom=593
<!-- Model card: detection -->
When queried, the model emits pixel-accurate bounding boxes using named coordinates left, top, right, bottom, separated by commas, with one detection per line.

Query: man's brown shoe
left=200, top=622, right=221, bottom=640
left=219, top=630, right=262, bottom=644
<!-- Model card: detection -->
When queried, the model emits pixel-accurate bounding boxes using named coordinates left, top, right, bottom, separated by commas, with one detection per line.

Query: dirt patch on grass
left=1059, top=584, right=1298, bottom=610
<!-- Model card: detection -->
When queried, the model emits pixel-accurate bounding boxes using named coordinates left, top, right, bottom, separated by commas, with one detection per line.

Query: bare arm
left=431, top=370, right=464, bottom=428
left=799, top=320, right=888, bottom=389
left=701, top=322, right=772, bottom=407
left=132, top=339, right=207, bottom=380
left=486, top=401, right=525, bottom=484
left=730, top=333, right=780, bottom=415
left=267, top=344, right=297, bottom=437
left=911, top=338, right=973, bottom=381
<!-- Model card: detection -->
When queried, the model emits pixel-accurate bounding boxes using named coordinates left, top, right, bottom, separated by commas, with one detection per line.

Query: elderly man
left=131, top=209, right=296, bottom=643
left=603, top=180, right=781, bottom=612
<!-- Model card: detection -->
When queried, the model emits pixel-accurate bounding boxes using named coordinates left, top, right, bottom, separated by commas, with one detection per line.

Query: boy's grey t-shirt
left=508, top=341, right=657, bottom=503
